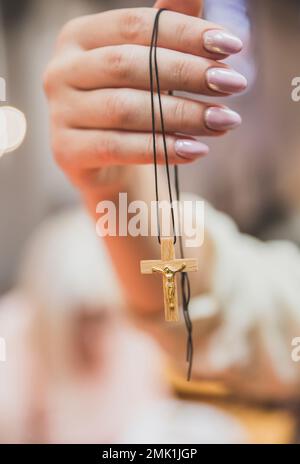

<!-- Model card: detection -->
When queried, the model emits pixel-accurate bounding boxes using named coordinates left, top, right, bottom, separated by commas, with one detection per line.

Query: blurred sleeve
left=171, top=198, right=300, bottom=401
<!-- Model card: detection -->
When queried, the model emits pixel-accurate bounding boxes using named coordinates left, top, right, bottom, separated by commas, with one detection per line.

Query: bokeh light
left=0, top=106, right=27, bottom=158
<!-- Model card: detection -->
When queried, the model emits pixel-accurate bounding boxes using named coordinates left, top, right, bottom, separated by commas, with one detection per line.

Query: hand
left=44, top=4, right=246, bottom=192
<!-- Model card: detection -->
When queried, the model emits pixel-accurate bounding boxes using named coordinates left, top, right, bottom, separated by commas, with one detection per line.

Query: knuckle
left=50, top=103, right=71, bottom=127
left=51, top=130, right=71, bottom=168
left=173, top=100, right=189, bottom=126
left=43, top=51, right=80, bottom=97
left=57, top=17, right=83, bottom=47
left=56, top=21, right=74, bottom=47
left=110, top=93, right=133, bottom=126
left=172, top=58, right=191, bottom=88
left=43, top=61, right=68, bottom=97
left=98, top=134, right=119, bottom=163
left=106, top=47, right=130, bottom=81
left=43, top=63, right=60, bottom=96
left=145, top=133, right=154, bottom=161
left=120, top=9, right=147, bottom=41
left=43, top=65, right=54, bottom=96
left=175, top=21, right=191, bottom=49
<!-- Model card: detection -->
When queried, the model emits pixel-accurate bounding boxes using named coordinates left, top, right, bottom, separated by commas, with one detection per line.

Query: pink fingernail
left=203, top=29, right=243, bottom=55
left=206, top=68, right=247, bottom=94
left=175, top=139, right=209, bottom=159
left=205, top=107, right=242, bottom=131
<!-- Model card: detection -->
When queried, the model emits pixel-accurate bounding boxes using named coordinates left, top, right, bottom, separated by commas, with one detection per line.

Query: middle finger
left=66, top=45, right=247, bottom=96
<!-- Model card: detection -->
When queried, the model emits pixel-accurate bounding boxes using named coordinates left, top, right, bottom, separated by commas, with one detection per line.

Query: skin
left=44, top=0, right=240, bottom=317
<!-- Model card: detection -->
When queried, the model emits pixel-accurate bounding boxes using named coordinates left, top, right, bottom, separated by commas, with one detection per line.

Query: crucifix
left=141, top=8, right=198, bottom=377
left=140, top=237, right=198, bottom=322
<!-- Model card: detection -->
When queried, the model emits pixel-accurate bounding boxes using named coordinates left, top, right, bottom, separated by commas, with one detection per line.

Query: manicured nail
left=206, top=68, right=247, bottom=94
left=175, top=139, right=209, bottom=159
left=203, top=29, right=243, bottom=55
left=205, top=107, right=242, bottom=131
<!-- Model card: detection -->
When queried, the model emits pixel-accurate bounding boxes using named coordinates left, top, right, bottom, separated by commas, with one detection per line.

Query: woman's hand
left=44, top=6, right=246, bottom=192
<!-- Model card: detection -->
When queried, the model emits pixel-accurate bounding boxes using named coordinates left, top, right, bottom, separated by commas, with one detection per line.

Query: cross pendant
left=140, top=237, right=198, bottom=322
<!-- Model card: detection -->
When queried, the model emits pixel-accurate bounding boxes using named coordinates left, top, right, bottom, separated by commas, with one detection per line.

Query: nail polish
left=205, top=107, right=242, bottom=131
left=203, top=29, right=243, bottom=55
left=206, top=68, right=247, bottom=94
left=175, top=139, right=209, bottom=158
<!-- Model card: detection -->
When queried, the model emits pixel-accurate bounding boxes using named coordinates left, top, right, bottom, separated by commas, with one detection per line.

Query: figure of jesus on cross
left=140, top=237, right=198, bottom=321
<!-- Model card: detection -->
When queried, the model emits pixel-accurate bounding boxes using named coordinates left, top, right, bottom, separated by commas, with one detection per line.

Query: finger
left=64, top=88, right=241, bottom=136
left=53, top=129, right=209, bottom=170
left=154, top=0, right=203, bottom=17
left=62, top=9, right=242, bottom=60
left=66, top=45, right=247, bottom=96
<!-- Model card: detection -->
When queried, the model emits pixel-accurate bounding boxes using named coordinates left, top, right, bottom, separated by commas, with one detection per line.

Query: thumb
left=154, top=0, right=203, bottom=17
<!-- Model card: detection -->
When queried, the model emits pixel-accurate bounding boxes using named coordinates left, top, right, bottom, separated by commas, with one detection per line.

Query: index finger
left=61, top=8, right=242, bottom=60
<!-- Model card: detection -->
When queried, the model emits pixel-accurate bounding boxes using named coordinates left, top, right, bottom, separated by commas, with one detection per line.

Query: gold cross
left=140, top=237, right=198, bottom=322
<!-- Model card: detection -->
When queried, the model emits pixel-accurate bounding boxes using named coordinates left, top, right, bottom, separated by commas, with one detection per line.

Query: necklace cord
left=150, top=8, right=176, bottom=244
left=149, top=8, right=194, bottom=380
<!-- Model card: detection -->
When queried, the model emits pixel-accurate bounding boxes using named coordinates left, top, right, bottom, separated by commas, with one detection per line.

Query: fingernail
left=175, top=139, right=209, bottom=158
left=205, top=107, right=242, bottom=131
left=203, top=29, right=243, bottom=55
left=206, top=68, right=247, bottom=94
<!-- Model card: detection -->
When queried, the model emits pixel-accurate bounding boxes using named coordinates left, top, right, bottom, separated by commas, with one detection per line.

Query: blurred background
left=0, top=0, right=300, bottom=444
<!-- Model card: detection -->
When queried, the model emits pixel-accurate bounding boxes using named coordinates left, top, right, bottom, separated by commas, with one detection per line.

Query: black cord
left=175, top=165, right=194, bottom=381
left=149, top=8, right=194, bottom=380
left=149, top=8, right=176, bottom=244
